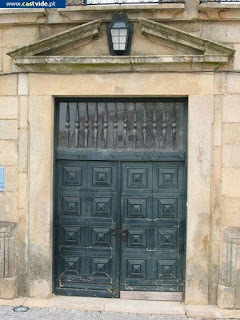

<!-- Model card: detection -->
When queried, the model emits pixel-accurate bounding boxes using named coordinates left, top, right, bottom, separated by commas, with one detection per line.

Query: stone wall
left=0, top=2, right=239, bottom=308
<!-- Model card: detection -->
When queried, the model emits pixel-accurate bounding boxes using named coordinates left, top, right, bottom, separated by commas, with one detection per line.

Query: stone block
left=226, top=75, right=240, bottom=94
left=0, top=193, right=18, bottom=221
left=185, top=94, right=213, bottom=305
left=4, top=166, right=18, bottom=192
left=218, top=228, right=240, bottom=309
left=0, top=141, right=18, bottom=165
left=18, top=74, right=28, bottom=96
left=0, top=74, right=17, bottom=96
left=218, top=285, right=235, bottom=309
left=19, top=96, right=28, bottom=129
left=222, top=198, right=240, bottom=228
left=214, top=74, right=227, bottom=95
left=0, top=222, right=16, bottom=278
left=223, top=145, right=240, bottom=167
left=0, top=47, right=2, bottom=73
left=222, top=168, right=240, bottom=197
left=18, top=173, right=27, bottom=209
left=2, top=26, right=37, bottom=47
left=233, top=44, right=240, bottom=70
left=19, top=128, right=28, bottom=172
left=223, top=95, right=240, bottom=122
left=29, top=73, right=214, bottom=96
left=2, top=46, right=14, bottom=74
left=223, top=123, right=240, bottom=145
left=0, top=277, right=17, bottom=299
left=0, top=96, right=18, bottom=119
left=0, top=120, right=18, bottom=140
left=214, top=95, right=222, bottom=146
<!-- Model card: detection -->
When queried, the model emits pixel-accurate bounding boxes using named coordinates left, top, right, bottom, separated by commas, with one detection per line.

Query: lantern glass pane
left=111, top=28, right=128, bottom=51
left=119, top=29, right=127, bottom=36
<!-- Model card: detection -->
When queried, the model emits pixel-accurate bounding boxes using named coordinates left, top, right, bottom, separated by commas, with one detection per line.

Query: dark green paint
left=53, top=98, right=187, bottom=298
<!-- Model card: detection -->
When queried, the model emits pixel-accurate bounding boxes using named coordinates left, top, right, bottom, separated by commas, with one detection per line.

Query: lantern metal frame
left=107, top=14, right=133, bottom=56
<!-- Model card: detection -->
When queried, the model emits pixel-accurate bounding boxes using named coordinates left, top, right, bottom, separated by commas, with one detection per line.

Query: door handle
left=121, top=224, right=127, bottom=241
left=111, top=222, right=117, bottom=237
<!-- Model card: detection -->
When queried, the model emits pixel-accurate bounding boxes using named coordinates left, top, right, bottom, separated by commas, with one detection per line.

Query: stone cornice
left=139, top=18, right=235, bottom=57
left=12, top=55, right=228, bottom=73
left=8, top=20, right=101, bottom=58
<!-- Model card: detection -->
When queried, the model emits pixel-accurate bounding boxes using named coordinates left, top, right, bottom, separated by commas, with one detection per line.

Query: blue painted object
left=0, top=167, right=4, bottom=192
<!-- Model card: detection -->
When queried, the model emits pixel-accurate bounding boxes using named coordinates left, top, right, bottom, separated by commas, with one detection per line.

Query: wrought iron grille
left=56, top=99, right=187, bottom=152
left=67, top=0, right=184, bottom=6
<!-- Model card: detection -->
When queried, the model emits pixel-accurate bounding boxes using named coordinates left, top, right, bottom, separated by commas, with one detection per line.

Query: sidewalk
left=0, top=296, right=240, bottom=319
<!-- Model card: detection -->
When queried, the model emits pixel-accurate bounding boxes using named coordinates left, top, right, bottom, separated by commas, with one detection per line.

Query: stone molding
left=13, top=55, right=228, bottom=72
left=7, top=19, right=234, bottom=73
left=139, top=18, right=235, bottom=56
left=0, top=221, right=17, bottom=299
left=218, top=228, right=240, bottom=309
left=8, top=20, right=101, bottom=58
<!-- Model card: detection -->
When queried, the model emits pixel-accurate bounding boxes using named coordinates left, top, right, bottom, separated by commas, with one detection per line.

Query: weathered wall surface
left=0, top=2, right=240, bottom=308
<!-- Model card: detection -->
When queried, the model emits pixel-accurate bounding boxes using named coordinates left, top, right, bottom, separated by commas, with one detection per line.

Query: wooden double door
left=54, top=98, right=187, bottom=298
left=54, top=159, right=185, bottom=297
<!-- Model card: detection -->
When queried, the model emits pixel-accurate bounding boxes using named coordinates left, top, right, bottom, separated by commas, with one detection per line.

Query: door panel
left=121, top=162, right=184, bottom=292
left=55, top=161, right=119, bottom=297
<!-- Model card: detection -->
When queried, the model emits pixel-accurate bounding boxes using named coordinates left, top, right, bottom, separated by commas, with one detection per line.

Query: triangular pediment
left=7, top=18, right=235, bottom=73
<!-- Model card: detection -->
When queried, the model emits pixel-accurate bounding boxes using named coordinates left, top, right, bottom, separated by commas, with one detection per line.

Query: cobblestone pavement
left=0, top=306, right=234, bottom=320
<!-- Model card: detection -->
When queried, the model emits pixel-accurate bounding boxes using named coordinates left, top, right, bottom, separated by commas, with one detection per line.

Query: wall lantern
left=107, top=14, right=133, bottom=56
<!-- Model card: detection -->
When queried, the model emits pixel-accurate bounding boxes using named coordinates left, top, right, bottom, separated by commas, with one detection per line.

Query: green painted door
left=55, top=161, right=120, bottom=297
left=121, top=162, right=185, bottom=292
left=54, top=98, right=187, bottom=297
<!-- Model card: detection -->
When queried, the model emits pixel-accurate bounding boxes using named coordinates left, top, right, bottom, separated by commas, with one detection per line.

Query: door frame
left=52, top=97, right=188, bottom=298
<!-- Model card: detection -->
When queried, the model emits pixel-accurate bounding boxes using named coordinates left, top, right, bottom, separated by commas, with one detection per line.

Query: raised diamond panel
left=157, top=198, right=178, bottom=218
left=92, top=167, right=112, bottom=188
left=127, top=168, right=148, bottom=189
left=91, top=258, right=111, bottom=277
left=157, top=260, right=177, bottom=279
left=62, top=226, right=81, bottom=245
left=157, top=167, right=179, bottom=189
left=62, top=196, right=81, bottom=216
left=127, top=198, right=147, bottom=218
left=62, top=256, right=81, bottom=276
left=91, top=227, right=110, bottom=246
left=158, top=229, right=178, bottom=250
left=63, top=167, right=82, bottom=186
left=92, top=197, right=112, bottom=217
left=127, top=259, right=146, bottom=278
left=128, top=229, right=147, bottom=248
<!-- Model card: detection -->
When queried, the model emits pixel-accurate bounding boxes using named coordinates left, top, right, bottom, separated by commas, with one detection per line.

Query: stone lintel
left=14, top=54, right=228, bottom=65
left=139, top=18, right=235, bottom=57
left=7, top=20, right=101, bottom=58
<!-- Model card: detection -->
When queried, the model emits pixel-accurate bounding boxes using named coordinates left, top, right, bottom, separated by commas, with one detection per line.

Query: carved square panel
left=62, top=226, right=81, bottom=245
left=62, top=196, right=81, bottom=216
left=127, top=259, right=146, bottom=278
left=157, top=198, right=178, bottom=218
left=157, top=260, right=177, bottom=279
left=127, top=198, right=147, bottom=218
left=91, top=258, right=111, bottom=277
left=156, top=167, right=179, bottom=189
left=63, top=167, right=82, bottom=186
left=91, top=227, right=110, bottom=246
left=62, top=256, right=81, bottom=276
left=128, top=229, right=147, bottom=248
left=158, top=229, right=178, bottom=250
left=92, top=167, right=112, bottom=188
left=92, top=197, right=112, bottom=217
left=127, top=168, right=149, bottom=189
